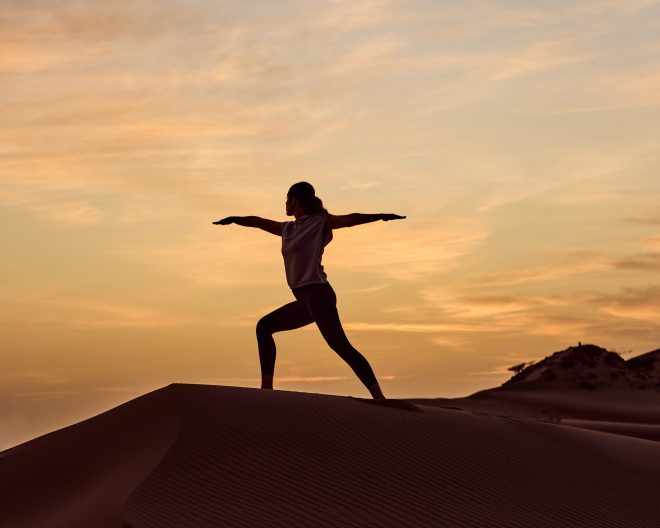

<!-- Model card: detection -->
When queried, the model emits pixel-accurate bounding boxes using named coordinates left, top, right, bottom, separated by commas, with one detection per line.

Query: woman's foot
left=261, top=375, right=273, bottom=390
left=367, top=382, right=386, bottom=400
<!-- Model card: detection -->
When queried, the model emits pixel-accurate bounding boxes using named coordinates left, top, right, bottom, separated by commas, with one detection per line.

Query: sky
left=2, top=0, right=660, bottom=450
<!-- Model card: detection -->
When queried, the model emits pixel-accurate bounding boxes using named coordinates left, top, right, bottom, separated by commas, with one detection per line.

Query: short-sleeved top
left=281, top=212, right=333, bottom=290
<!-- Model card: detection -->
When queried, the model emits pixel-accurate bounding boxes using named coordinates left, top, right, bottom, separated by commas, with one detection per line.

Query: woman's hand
left=381, top=214, right=406, bottom=221
left=212, top=216, right=235, bottom=225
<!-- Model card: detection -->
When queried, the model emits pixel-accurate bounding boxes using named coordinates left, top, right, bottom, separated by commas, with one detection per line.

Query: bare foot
left=261, top=375, right=273, bottom=390
left=367, top=382, right=386, bottom=400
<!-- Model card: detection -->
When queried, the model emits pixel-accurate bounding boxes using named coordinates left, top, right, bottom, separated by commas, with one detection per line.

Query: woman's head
left=286, top=181, right=328, bottom=216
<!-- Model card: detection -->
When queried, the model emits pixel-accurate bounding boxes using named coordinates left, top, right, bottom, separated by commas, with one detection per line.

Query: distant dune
left=1, top=380, right=659, bottom=527
left=500, top=344, right=660, bottom=391
left=407, top=344, right=660, bottom=442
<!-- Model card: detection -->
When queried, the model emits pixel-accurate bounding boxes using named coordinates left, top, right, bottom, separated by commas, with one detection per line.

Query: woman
left=213, top=182, right=405, bottom=399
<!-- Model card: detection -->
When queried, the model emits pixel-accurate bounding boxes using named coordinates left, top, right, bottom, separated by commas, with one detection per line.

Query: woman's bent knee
left=256, top=317, right=271, bottom=338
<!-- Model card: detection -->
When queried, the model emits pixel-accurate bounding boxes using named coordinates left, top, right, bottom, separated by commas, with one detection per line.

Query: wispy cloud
left=603, top=67, right=660, bottom=108
left=11, top=389, right=78, bottom=401
left=593, top=287, right=660, bottom=324
left=344, top=321, right=485, bottom=333
left=340, top=181, right=382, bottom=190
left=133, top=228, right=284, bottom=287
left=490, top=37, right=591, bottom=80
left=328, top=220, right=488, bottom=281
left=0, top=0, right=405, bottom=225
left=0, top=370, right=70, bottom=386
left=626, top=215, right=660, bottom=226
left=415, top=287, right=596, bottom=338
left=615, top=253, right=660, bottom=271
left=195, top=374, right=398, bottom=385
left=416, top=281, right=660, bottom=344
left=476, top=150, right=639, bottom=213
left=343, top=283, right=393, bottom=294
left=326, top=33, right=405, bottom=77
left=4, top=294, right=210, bottom=329
left=469, top=255, right=612, bottom=286
left=420, top=291, right=567, bottom=319
left=0, top=185, right=107, bottom=225
left=320, top=0, right=397, bottom=31
left=565, top=0, right=659, bottom=15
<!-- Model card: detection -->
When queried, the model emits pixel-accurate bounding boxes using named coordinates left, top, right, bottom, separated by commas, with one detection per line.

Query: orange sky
left=2, top=0, right=660, bottom=450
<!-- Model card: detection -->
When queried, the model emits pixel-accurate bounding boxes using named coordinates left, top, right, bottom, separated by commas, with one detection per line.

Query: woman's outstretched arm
left=326, top=213, right=405, bottom=230
left=212, top=216, right=282, bottom=236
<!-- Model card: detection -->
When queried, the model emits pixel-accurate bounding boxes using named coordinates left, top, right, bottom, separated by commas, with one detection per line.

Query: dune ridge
left=2, top=384, right=659, bottom=527
left=502, top=344, right=660, bottom=390
left=0, top=386, right=180, bottom=528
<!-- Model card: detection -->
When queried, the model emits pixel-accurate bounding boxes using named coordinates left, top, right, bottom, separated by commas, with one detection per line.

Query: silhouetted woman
left=213, top=182, right=405, bottom=399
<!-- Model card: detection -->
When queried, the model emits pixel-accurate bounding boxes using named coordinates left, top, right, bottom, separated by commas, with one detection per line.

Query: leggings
left=256, top=282, right=379, bottom=388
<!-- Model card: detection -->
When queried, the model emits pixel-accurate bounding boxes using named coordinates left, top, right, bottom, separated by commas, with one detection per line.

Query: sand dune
left=0, top=385, right=180, bottom=528
left=1, top=383, right=659, bottom=528
left=411, top=388, right=660, bottom=441
left=502, top=344, right=660, bottom=390
left=405, top=345, right=660, bottom=442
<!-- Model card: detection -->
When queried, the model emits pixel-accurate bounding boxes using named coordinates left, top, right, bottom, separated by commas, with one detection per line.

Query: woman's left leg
left=256, top=300, right=315, bottom=389
left=298, top=284, right=385, bottom=398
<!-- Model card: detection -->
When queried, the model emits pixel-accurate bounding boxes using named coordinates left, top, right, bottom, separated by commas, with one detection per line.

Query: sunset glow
left=2, top=0, right=659, bottom=449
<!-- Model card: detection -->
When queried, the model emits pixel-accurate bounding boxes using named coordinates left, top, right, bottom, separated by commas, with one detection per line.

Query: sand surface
left=411, top=387, right=660, bottom=441
left=1, top=384, right=659, bottom=527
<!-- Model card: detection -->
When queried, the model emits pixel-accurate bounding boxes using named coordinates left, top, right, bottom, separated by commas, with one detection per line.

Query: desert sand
left=1, top=372, right=659, bottom=527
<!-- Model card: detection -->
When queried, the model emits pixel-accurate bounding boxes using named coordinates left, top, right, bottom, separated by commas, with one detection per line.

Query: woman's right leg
left=299, top=284, right=383, bottom=398
left=256, top=300, right=314, bottom=389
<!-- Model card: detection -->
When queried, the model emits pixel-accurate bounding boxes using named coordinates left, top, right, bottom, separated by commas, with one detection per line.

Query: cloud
left=327, top=220, right=488, bottom=281
left=4, top=294, right=211, bottom=329
left=3, top=0, right=656, bottom=237
left=604, top=67, right=660, bottom=107
left=131, top=227, right=284, bottom=287
left=195, top=374, right=398, bottom=385
left=344, top=313, right=593, bottom=339
left=340, top=181, right=382, bottom=190
left=626, top=215, right=660, bottom=226
left=326, top=33, right=406, bottom=77
left=469, top=255, right=612, bottom=286
left=344, top=321, right=485, bottom=333
left=399, top=2, right=550, bottom=40
left=319, top=0, right=397, bottom=32
left=11, top=389, right=78, bottom=401
left=614, top=253, right=660, bottom=271
left=0, top=370, right=70, bottom=386
left=429, top=335, right=471, bottom=350
left=593, top=286, right=660, bottom=324
left=492, top=311, right=596, bottom=337
left=490, top=37, right=592, bottom=80
left=0, top=185, right=107, bottom=225
left=415, top=287, right=596, bottom=338
left=343, top=283, right=393, bottom=294
left=476, top=150, right=640, bottom=213
left=0, top=1, right=402, bottom=183
left=420, top=292, right=567, bottom=319
left=0, top=1, right=205, bottom=74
